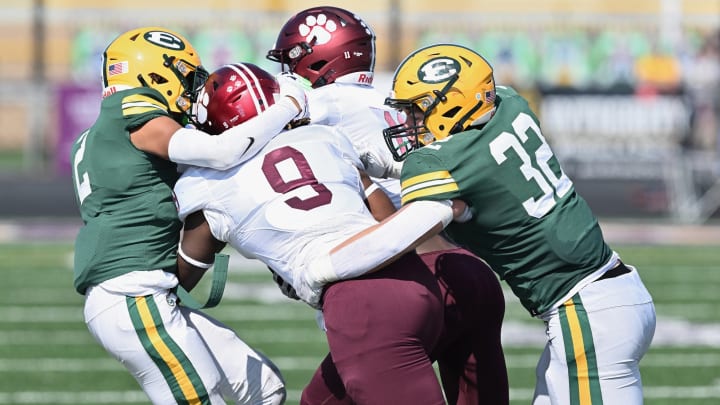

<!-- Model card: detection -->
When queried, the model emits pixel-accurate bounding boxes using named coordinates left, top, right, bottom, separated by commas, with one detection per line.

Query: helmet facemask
left=383, top=100, right=429, bottom=162
left=383, top=74, right=459, bottom=161
left=137, top=54, right=208, bottom=122
left=167, top=56, right=209, bottom=124
left=266, top=41, right=314, bottom=75
left=383, top=44, right=497, bottom=161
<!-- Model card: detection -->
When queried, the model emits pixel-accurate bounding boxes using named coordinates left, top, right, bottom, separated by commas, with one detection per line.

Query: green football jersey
left=400, top=86, right=613, bottom=315
left=70, top=87, right=182, bottom=294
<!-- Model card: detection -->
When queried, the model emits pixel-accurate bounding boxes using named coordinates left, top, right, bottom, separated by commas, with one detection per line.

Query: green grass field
left=0, top=242, right=718, bottom=404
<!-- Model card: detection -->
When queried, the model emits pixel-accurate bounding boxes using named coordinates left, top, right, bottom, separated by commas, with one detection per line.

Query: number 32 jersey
left=400, top=86, right=613, bottom=316
left=174, top=125, right=377, bottom=290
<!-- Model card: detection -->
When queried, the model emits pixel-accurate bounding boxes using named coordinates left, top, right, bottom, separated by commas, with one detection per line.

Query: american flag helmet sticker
left=485, top=89, right=496, bottom=104
left=108, top=61, right=128, bottom=76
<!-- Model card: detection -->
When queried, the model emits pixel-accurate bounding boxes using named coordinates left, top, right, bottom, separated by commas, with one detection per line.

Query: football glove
left=268, top=266, right=323, bottom=310
left=294, top=271, right=325, bottom=310
left=360, top=146, right=403, bottom=179
left=268, top=267, right=300, bottom=301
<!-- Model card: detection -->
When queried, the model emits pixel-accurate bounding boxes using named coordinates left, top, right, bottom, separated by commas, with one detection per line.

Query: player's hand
left=452, top=199, right=473, bottom=223
left=360, top=147, right=403, bottom=179
left=294, top=272, right=324, bottom=310
left=277, top=72, right=310, bottom=121
left=268, top=267, right=300, bottom=301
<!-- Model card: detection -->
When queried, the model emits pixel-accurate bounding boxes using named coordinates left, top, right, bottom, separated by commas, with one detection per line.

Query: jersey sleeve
left=121, top=89, right=171, bottom=130
left=307, top=86, right=340, bottom=126
left=399, top=151, right=462, bottom=205
left=331, top=126, right=364, bottom=171
left=174, top=168, right=211, bottom=222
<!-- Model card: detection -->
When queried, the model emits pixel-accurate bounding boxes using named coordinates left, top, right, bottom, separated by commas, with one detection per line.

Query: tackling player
left=380, top=43, right=657, bottom=405
left=174, top=62, right=465, bottom=405
left=69, top=26, right=308, bottom=404
left=266, top=6, right=509, bottom=404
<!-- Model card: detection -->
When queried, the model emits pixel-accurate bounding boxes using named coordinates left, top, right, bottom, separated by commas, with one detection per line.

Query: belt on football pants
left=595, top=261, right=631, bottom=282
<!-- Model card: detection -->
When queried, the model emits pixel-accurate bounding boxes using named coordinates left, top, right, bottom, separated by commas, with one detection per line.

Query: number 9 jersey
left=398, top=86, right=614, bottom=316
left=174, top=124, right=377, bottom=296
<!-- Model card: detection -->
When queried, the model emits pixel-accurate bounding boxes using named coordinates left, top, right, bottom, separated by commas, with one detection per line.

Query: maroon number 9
left=262, top=146, right=332, bottom=210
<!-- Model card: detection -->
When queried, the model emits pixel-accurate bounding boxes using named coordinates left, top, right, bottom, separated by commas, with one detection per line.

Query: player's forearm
left=167, top=98, right=298, bottom=170
left=177, top=254, right=209, bottom=292
left=306, top=200, right=454, bottom=286
left=177, top=211, right=226, bottom=291
left=361, top=173, right=397, bottom=221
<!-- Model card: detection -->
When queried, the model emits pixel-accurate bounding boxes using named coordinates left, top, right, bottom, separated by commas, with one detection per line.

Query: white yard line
left=2, top=353, right=720, bottom=372
left=0, top=385, right=719, bottom=404
left=1, top=303, right=719, bottom=347
left=3, top=220, right=720, bottom=244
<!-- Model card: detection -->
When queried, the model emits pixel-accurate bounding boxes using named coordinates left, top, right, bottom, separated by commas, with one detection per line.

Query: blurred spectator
left=634, top=37, right=683, bottom=95
left=191, top=29, right=255, bottom=71
left=539, top=28, right=592, bottom=88
left=588, top=29, right=648, bottom=90
left=683, top=31, right=720, bottom=152
left=476, top=30, right=538, bottom=90
left=70, top=27, right=120, bottom=83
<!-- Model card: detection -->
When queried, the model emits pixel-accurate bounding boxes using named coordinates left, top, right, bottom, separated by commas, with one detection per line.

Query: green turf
left=0, top=151, right=23, bottom=171
left=0, top=242, right=718, bottom=404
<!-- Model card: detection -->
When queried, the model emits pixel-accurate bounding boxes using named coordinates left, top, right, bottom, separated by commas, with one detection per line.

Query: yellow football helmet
left=101, top=26, right=209, bottom=117
left=383, top=44, right=496, bottom=161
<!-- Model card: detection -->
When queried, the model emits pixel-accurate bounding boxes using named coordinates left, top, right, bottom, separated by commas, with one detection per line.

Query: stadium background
left=0, top=1, right=719, bottom=404
left=1, top=0, right=720, bottom=221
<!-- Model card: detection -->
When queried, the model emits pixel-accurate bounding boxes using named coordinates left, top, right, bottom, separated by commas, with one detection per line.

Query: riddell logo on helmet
left=102, top=87, right=118, bottom=99
left=339, top=72, right=373, bottom=85
left=102, top=85, right=132, bottom=99
left=358, top=73, right=373, bottom=84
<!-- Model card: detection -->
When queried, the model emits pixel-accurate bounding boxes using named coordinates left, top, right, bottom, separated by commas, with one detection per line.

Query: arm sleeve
left=305, top=199, right=454, bottom=286
left=167, top=97, right=298, bottom=170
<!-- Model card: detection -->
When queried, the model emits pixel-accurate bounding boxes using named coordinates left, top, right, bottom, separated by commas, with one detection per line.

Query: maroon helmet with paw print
left=267, top=6, right=376, bottom=88
left=192, top=62, right=280, bottom=135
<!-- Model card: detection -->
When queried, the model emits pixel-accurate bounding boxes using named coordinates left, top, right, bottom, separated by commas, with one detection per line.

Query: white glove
left=294, top=271, right=325, bottom=310
left=315, top=310, right=327, bottom=331
left=360, top=147, right=403, bottom=179
left=276, top=72, right=310, bottom=121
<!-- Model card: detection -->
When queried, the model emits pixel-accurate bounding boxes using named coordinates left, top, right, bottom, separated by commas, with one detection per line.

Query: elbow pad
left=306, top=199, right=453, bottom=286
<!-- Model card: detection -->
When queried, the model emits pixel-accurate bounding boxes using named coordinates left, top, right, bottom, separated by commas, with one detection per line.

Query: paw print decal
left=193, top=86, right=210, bottom=126
left=298, top=13, right=337, bottom=45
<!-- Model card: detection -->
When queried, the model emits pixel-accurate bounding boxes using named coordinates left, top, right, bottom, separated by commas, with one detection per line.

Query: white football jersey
left=174, top=124, right=379, bottom=292
left=308, top=82, right=404, bottom=207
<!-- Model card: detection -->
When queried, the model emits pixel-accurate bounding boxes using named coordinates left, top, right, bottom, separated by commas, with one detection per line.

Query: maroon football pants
left=301, top=248, right=508, bottom=405
left=302, top=252, right=445, bottom=405
left=425, top=248, right=509, bottom=405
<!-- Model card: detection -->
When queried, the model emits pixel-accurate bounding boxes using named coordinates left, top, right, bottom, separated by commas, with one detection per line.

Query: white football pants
left=533, top=266, right=656, bottom=405
left=84, top=277, right=286, bottom=405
